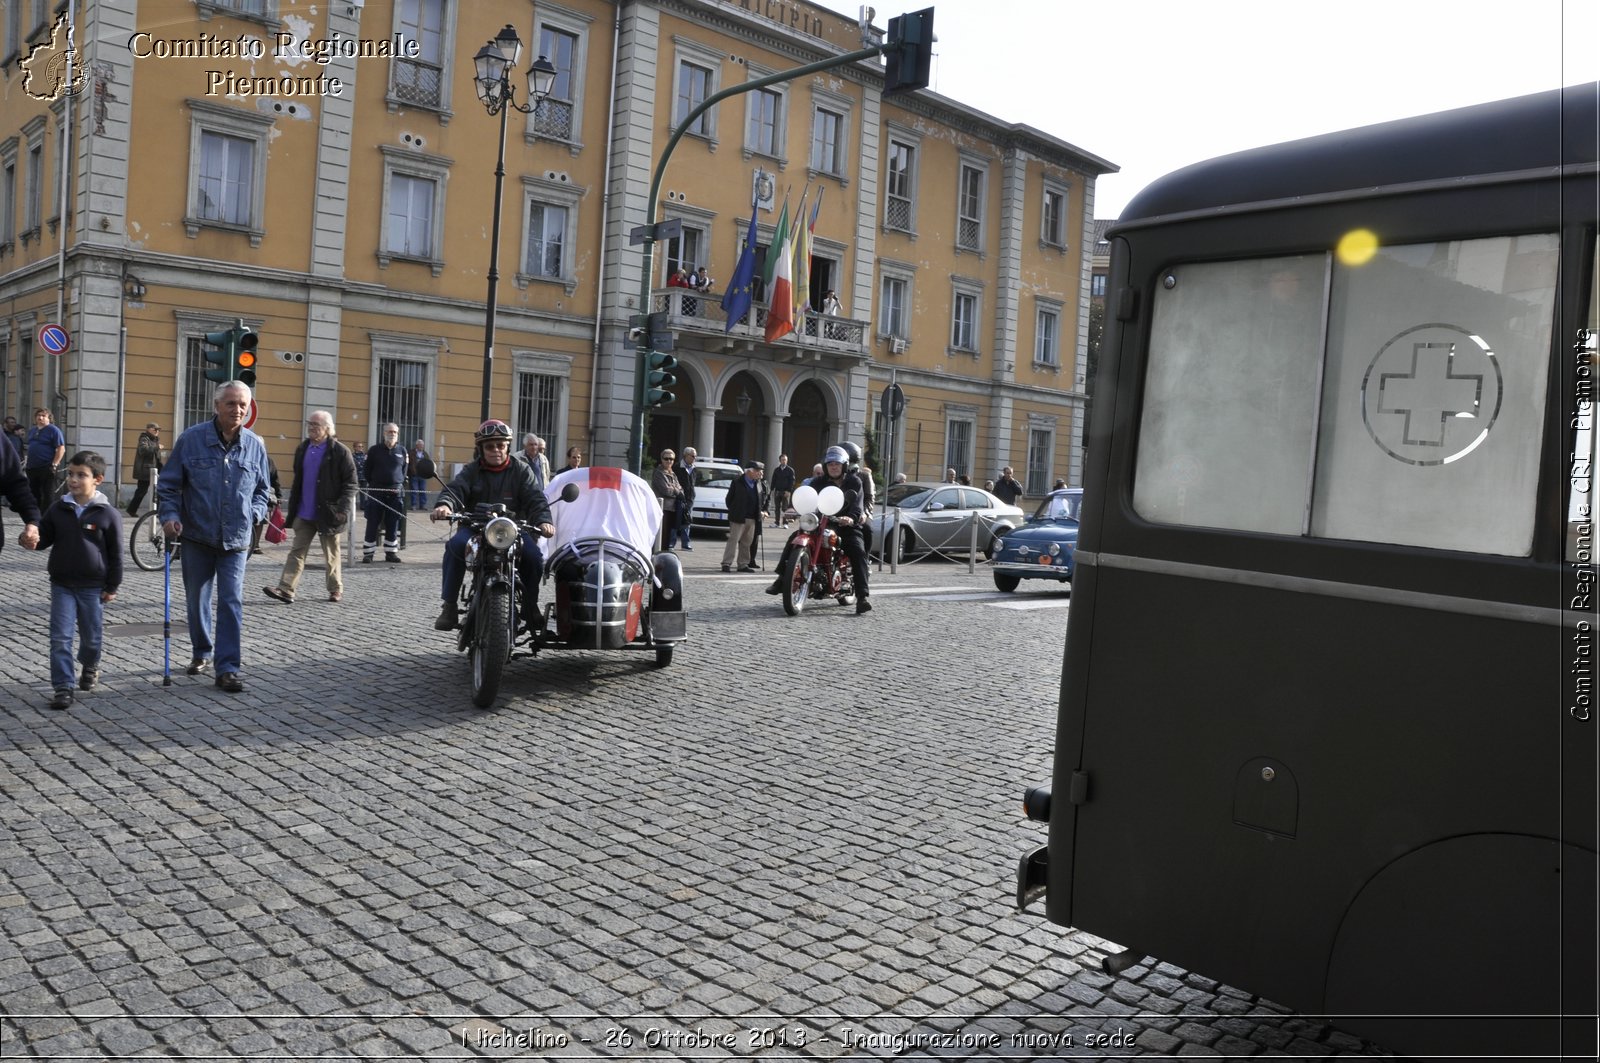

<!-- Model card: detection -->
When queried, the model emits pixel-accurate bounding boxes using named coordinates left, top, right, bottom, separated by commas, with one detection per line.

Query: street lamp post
left=473, top=25, right=558, bottom=425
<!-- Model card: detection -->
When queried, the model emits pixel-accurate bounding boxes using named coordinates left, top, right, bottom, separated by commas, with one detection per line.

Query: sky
left=860, top=0, right=1600, bottom=218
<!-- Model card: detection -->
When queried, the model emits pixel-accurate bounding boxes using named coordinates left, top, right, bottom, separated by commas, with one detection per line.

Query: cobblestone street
left=0, top=515, right=1388, bottom=1059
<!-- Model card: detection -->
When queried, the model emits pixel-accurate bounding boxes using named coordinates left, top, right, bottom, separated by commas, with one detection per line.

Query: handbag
left=264, top=506, right=287, bottom=544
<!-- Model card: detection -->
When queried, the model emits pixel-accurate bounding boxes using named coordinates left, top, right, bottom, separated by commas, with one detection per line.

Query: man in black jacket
left=719, top=460, right=767, bottom=572
left=673, top=447, right=698, bottom=549
left=262, top=411, right=357, bottom=603
left=362, top=422, right=408, bottom=562
left=1, top=420, right=43, bottom=550
left=431, top=419, right=553, bottom=631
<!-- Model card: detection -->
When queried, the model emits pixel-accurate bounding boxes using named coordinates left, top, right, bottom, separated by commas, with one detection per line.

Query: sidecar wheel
left=469, top=587, right=512, bottom=708
left=781, top=553, right=812, bottom=616
left=654, top=645, right=674, bottom=668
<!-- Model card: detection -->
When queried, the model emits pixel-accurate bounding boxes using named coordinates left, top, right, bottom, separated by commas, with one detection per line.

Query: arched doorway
left=714, top=371, right=764, bottom=461
left=786, top=380, right=831, bottom=471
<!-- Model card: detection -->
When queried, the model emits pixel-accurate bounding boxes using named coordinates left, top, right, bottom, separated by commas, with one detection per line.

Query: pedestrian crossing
left=699, top=573, right=1071, bottom=610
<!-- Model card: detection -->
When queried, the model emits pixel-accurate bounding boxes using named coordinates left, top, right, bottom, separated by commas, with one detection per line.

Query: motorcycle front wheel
left=470, top=586, right=513, bottom=708
left=781, top=552, right=813, bottom=616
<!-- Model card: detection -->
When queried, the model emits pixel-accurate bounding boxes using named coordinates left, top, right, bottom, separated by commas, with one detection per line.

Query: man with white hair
left=263, top=411, right=356, bottom=603
left=520, top=433, right=551, bottom=490
left=157, top=381, right=274, bottom=693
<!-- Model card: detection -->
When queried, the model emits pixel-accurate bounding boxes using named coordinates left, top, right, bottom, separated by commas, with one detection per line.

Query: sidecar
left=534, top=466, right=687, bottom=666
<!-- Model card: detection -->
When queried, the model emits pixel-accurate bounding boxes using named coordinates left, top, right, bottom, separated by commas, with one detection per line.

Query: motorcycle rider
left=431, top=419, right=554, bottom=631
left=839, top=441, right=875, bottom=557
left=764, top=444, right=871, bottom=614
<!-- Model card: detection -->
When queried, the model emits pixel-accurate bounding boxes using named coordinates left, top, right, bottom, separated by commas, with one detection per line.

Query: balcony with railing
left=649, top=287, right=868, bottom=359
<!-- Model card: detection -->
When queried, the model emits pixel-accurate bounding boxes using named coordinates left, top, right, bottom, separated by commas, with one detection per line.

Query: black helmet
left=474, top=419, right=513, bottom=447
left=839, top=442, right=863, bottom=469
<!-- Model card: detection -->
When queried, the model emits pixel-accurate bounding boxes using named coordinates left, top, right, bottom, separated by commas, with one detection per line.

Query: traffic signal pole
left=626, top=31, right=926, bottom=476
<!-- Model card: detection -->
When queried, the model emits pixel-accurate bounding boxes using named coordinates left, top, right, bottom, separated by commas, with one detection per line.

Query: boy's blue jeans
left=50, top=584, right=103, bottom=691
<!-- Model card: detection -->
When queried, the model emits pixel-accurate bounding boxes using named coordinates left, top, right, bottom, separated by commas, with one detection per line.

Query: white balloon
left=818, top=484, right=844, bottom=516
left=791, top=484, right=819, bottom=515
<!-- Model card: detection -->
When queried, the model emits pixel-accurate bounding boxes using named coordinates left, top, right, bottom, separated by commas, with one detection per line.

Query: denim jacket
left=156, top=419, right=273, bottom=551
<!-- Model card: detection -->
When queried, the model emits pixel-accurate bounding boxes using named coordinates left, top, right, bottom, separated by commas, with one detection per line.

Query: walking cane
left=162, top=534, right=176, bottom=686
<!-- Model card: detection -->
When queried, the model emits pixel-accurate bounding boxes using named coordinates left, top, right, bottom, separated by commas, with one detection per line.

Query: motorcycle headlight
left=484, top=515, right=520, bottom=551
left=798, top=512, right=820, bottom=532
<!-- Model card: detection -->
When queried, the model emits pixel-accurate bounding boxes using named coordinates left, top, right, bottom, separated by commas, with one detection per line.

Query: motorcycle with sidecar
left=443, top=467, right=687, bottom=707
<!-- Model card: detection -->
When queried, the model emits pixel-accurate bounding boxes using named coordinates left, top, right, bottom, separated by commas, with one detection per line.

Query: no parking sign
left=38, top=323, right=70, bottom=355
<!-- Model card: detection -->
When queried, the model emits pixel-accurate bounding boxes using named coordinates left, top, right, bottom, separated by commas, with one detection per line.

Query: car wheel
left=896, top=530, right=916, bottom=564
left=994, top=573, right=1021, bottom=593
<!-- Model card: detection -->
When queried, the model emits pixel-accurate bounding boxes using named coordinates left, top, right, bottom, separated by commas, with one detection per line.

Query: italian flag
left=764, top=209, right=795, bottom=343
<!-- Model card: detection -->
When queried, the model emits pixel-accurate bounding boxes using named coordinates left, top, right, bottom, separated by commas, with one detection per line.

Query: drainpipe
left=587, top=9, right=622, bottom=461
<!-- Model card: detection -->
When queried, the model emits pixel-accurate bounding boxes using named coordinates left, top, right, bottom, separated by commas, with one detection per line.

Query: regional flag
left=720, top=212, right=759, bottom=332
left=792, top=190, right=811, bottom=328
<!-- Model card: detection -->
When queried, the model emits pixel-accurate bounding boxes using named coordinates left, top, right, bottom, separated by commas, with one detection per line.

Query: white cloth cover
left=546, top=466, right=661, bottom=559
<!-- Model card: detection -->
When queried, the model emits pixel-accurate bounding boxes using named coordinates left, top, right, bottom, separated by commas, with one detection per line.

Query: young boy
left=32, top=450, right=123, bottom=710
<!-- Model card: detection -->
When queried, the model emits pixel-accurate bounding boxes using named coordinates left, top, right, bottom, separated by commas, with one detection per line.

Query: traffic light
left=645, top=351, right=678, bottom=407
left=236, top=330, right=259, bottom=388
left=202, top=328, right=235, bottom=383
left=883, top=7, right=933, bottom=97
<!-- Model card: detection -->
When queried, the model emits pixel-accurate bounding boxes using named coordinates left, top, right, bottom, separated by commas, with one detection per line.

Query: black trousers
left=27, top=466, right=55, bottom=512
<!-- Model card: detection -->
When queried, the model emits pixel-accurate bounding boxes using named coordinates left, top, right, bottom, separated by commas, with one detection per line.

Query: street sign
left=38, top=323, right=70, bottom=355
left=880, top=383, right=906, bottom=422
left=244, top=399, right=258, bottom=430
left=628, top=218, right=685, bottom=245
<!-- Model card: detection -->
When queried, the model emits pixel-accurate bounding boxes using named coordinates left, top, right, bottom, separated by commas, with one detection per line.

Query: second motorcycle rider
left=431, top=420, right=555, bottom=631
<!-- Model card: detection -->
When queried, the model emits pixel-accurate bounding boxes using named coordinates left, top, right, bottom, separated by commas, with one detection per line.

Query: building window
left=3, top=2, right=19, bottom=63
left=185, top=100, right=273, bottom=244
left=677, top=61, right=714, bottom=136
left=524, top=203, right=566, bottom=278
left=181, top=335, right=221, bottom=429
left=15, top=334, right=33, bottom=424
left=516, top=371, right=562, bottom=443
left=517, top=175, right=583, bottom=291
left=1091, top=273, right=1107, bottom=298
left=378, top=146, right=449, bottom=273
left=880, top=274, right=910, bottom=340
left=957, top=162, right=985, bottom=251
left=945, top=416, right=974, bottom=478
left=811, top=106, right=844, bottom=175
left=202, top=0, right=269, bottom=15
left=376, top=357, right=429, bottom=450
left=747, top=88, right=782, bottom=158
left=1041, top=183, right=1067, bottom=248
left=534, top=24, right=580, bottom=141
left=1035, top=305, right=1060, bottom=367
left=196, top=133, right=249, bottom=226
left=386, top=174, right=435, bottom=258
left=1, top=160, right=14, bottom=246
left=24, top=143, right=41, bottom=234
left=663, top=226, right=706, bottom=282
left=951, top=290, right=979, bottom=353
left=390, top=0, right=448, bottom=110
left=1026, top=428, right=1053, bottom=495
left=885, top=139, right=916, bottom=232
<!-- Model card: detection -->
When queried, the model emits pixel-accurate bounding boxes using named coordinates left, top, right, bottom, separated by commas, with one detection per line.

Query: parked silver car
left=869, top=482, right=1025, bottom=562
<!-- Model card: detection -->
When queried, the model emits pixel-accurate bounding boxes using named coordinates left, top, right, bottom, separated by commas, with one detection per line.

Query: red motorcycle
left=778, top=484, right=856, bottom=616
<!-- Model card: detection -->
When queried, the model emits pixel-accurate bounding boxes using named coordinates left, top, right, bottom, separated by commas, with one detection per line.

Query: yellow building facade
left=0, top=0, right=1113, bottom=497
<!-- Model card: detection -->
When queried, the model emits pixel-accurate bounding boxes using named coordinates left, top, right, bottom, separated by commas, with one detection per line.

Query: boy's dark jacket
left=38, top=490, right=123, bottom=594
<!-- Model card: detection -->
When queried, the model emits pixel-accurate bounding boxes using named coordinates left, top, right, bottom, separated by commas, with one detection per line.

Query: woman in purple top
left=263, top=411, right=357, bottom=603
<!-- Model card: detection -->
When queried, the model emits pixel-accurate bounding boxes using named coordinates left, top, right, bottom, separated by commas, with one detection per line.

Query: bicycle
left=129, top=509, right=176, bottom=572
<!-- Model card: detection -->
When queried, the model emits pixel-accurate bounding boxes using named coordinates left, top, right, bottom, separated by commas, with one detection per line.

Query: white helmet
left=823, top=445, right=849, bottom=466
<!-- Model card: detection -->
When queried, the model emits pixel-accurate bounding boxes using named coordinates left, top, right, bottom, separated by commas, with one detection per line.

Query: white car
left=683, top=458, right=746, bottom=532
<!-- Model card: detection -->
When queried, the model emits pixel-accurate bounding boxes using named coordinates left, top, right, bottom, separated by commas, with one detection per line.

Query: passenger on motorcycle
left=838, top=440, right=875, bottom=556
left=431, top=420, right=555, bottom=631
left=764, top=445, right=872, bottom=614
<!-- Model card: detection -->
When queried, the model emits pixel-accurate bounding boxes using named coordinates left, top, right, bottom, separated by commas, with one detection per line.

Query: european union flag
left=720, top=212, right=759, bottom=333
